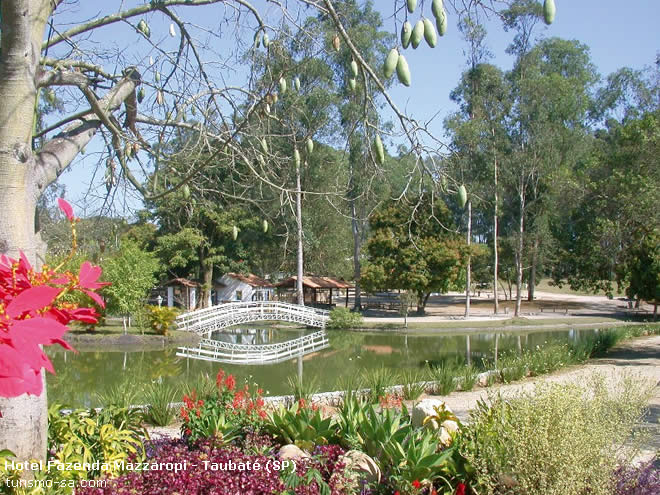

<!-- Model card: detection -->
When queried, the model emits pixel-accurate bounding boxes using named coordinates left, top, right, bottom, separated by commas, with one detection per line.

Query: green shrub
left=326, top=306, right=363, bottom=329
left=143, top=380, right=179, bottom=426
left=265, top=401, right=337, bottom=451
left=145, top=305, right=179, bottom=336
left=497, top=352, right=528, bottom=383
left=47, top=403, right=147, bottom=480
left=459, top=374, right=653, bottom=495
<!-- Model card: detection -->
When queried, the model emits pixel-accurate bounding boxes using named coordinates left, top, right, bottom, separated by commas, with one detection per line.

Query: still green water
left=46, top=328, right=592, bottom=408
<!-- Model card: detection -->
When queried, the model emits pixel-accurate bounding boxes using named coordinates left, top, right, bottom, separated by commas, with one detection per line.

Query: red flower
left=412, top=479, right=421, bottom=489
left=216, top=369, right=225, bottom=388
left=455, top=483, right=467, bottom=495
left=57, top=198, right=75, bottom=221
left=77, top=262, right=109, bottom=307
left=225, top=374, right=236, bottom=391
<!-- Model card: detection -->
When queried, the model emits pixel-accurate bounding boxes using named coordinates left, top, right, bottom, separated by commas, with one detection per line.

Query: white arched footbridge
left=175, top=301, right=330, bottom=336
left=177, top=330, right=329, bottom=365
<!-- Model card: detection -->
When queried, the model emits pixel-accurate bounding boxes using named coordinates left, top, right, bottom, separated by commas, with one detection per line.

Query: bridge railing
left=175, top=301, right=330, bottom=333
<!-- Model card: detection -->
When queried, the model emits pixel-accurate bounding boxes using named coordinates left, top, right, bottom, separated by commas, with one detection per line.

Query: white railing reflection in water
left=176, top=330, right=330, bottom=365
left=175, top=301, right=330, bottom=336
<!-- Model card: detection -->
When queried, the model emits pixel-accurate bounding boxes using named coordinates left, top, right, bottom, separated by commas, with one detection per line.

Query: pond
left=46, top=327, right=594, bottom=408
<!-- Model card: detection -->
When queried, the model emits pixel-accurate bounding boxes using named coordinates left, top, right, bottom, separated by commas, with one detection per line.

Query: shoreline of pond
left=60, top=318, right=655, bottom=352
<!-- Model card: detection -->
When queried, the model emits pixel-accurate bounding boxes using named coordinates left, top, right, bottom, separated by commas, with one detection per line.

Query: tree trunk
left=515, top=184, right=525, bottom=317
left=527, top=236, right=538, bottom=302
left=493, top=148, right=499, bottom=314
left=350, top=199, right=362, bottom=311
left=199, top=249, right=213, bottom=308
left=0, top=0, right=139, bottom=463
left=465, top=200, right=472, bottom=319
left=0, top=0, right=54, bottom=464
left=295, top=161, right=304, bottom=306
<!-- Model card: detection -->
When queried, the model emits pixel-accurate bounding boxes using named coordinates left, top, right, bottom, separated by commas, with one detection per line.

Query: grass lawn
left=535, top=278, right=626, bottom=297
left=67, top=318, right=192, bottom=339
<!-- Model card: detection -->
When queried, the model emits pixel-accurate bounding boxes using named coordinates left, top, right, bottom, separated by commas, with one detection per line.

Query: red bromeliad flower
left=412, top=479, right=422, bottom=490
left=455, top=483, right=467, bottom=495
left=0, top=200, right=107, bottom=400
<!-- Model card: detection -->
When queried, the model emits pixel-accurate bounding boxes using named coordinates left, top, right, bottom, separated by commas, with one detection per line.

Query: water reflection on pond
left=47, top=327, right=592, bottom=408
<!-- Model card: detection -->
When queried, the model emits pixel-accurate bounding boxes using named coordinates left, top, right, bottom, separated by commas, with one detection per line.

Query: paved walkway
left=422, top=334, right=660, bottom=463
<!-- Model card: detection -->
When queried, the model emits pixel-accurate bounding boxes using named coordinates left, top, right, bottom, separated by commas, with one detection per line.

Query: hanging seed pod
left=384, top=48, right=399, bottom=78
left=457, top=185, right=467, bottom=209
left=350, top=60, right=359, bottom=77
left=232, top=226, right=239, bottom=241
left=306, top=138, right=314, bottom=155
left=137, top=87, right=145, bottom=103
left=191, top=105, right=197, bottom=116
left=149, top=56, right=154, bottom=66
left=263, top=33, right=270, bottom=47
left=423, top=18, right=437, bottom=48
left=348, top=77, right=357, bottom=92
left=169, top=23, right=176, bottom=37
left=396, top=54, right=411, bottom=87
left=411, top=20, right=424, bottom=49
left=401, top=21, right=412, bottom=49
left=272, top=93, right=279, bottom=104
left=182, top=184, right=191, bottom=199
left=294, top=77, right=301, bottom=92
left=332, top=34, right=341, bottom=52
left=294, top=148, right=301, bottom=168
left=543, top=0, right=556, bottom=25
left=279, top=77, right=287, bottom=94
left=155, top=71, right=161, bottom=83
left=432, top=0, right=444, bottom=19
left=262, top=219, right=269, bottom=234
left=407, top=0, right=417, bottom=14
left=436, top=8, right=448, bottom=36
left=261, top=137, right=268, bottom=154
left=373, top=135, right=385, bottom=165
left=156, top=90, right=164, bottom=105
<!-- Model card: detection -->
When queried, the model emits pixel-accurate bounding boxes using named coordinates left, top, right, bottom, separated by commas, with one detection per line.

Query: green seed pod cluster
left=435, top=7, right=448, bottom=36
left=423, top=18, right=437, bottom=48
left=137, top=20, right=150, bottom=38
left=411, top=20, right=424, bottom=49
left=384, top=48, right=399, bottom=78
left=543, top=0, right=556, bottom=25
left=348, top=78, right=357, bottom=92
left=373, top=135, right=385, bottom=165
left=396, top=54, right=411, bottom=86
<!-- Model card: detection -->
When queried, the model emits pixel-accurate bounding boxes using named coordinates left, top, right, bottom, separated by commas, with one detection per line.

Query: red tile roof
left=225, top=273, right=273, bottom=288
left=275, top=276, right=353, bottom=289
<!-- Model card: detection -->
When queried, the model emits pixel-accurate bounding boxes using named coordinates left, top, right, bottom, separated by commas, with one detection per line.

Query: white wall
left=215, top=276, right=274, bottom=303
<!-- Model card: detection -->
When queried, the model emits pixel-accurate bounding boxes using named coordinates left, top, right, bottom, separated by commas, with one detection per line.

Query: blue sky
left=53, top=0, right=659, bottom=216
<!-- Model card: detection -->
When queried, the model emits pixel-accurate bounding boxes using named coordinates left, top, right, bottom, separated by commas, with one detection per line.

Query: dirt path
left=422, top=335, right=660, bottom=462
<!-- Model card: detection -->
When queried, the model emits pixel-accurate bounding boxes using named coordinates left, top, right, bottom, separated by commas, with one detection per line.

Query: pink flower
left=77, top=262, right=109, bottom=307
left=57, top=198, right=75, bottom=221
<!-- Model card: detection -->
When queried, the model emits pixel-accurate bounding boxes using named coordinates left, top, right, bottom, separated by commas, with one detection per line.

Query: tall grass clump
left=397, top=369, right=426, bottom=401
left=143, top=380, right=179, bottom=426
left=497, top=351, right=527, bottom=383
left=95, top=379, right=140, bottom=409
left=459, top=364, right=480, bottom=391
left=287, top=375, right=320, bottom=402
left=426, top=361, right=459, bottom=396
left=361, top=367, right=395, bottom=403
left=460, top=373, right=653, bottom=495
